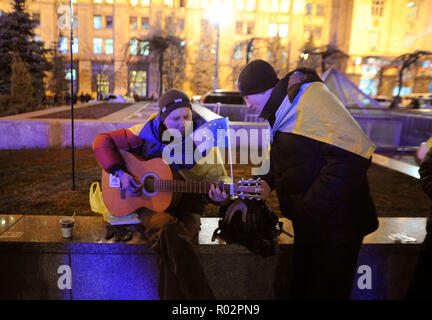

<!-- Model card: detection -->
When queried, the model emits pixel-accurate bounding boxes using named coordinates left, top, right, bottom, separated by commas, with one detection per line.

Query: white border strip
left=372, top=153, right=420, bottom=179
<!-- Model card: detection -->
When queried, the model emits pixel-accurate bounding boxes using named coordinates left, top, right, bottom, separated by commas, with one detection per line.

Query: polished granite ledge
left=0, top=215, right=427, bottom=254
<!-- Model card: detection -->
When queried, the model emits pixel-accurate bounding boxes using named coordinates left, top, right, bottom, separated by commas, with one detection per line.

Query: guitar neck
left=154, top=180, right=231, bottom=194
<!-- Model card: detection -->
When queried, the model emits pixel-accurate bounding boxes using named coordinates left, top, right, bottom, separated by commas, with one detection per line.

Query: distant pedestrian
left=65, top=92, right=71, bottom=105
left=390, top=96, right=401, bottom=108
left=85, top=93, right=91, bottom=102
left=409, top=98, right=420, bottom=109
left=79, top=93, right=85, bottom=104
left=41, top=94, right=47, bottom=107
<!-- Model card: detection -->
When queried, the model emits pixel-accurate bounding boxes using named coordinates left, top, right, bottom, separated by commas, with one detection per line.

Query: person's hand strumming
left=116, top=170, right=142, bottom=197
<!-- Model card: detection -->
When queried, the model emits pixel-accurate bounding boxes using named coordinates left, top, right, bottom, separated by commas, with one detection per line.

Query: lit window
left=234, top=44, right=242, bottom=60
left=245, top=0, right=255, bottom=11
left=32, top=13, right=40, bottom=27
left=106, top=0, right=114, bottom=4
left=130, top=17, right=137, bottom=30
left=72, top=37, right=78, bottom=54
left=178, top=18, right=185, bottom=32
left=140, top=41, right=149, bottom=56
left=268, top=23, right=278, bottom=37
left=130, top=0, right=138, bottom=5
left=279, top=24, right=288, bottom=37
left=73, top=15, right=78, bottom=29
left=93, top=38, right=103, bottom=54
left=141, top=17, right=150, bottom=30
left=93, top=16, right=102, bottom=29
left=247, top=22, right=254, bottom=34
left=105, top=39, right=114, bottom=55
left=236, top=21, right=244, bottom=34
left=106, top=16, right=113, bottom=29
left=141, top=0, right=150, bottom=5
left=305, top=2, right=312, bottom=15
left=316, top=3, right=324, bottom=16
left=34, top=36, right=42, bottom=42
left=201, top=0, right=209, bottom=9
left=165, top=0, right=173, bottom=6
left=94, top=0, right=102, bottom=3
left=65, top=69, right=76, bottom=81
left=371, top=0, right=385, bottom=17
left=236, top=0, right=244, bottom=11
left=130, top=39, right=138, bottom=55
left=59, top=37, right=67, bottom=53
left=407, top=2, right=417, bottom=20
left=271, top=0, right=279, bottom=12
left=280, top=0, right=290, bottom=13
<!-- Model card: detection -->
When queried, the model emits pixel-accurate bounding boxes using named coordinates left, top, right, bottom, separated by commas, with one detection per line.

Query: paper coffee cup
left=60, top=218, right=75, bottom=238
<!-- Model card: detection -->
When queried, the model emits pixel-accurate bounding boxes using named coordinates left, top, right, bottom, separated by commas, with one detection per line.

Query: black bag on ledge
left=211, top=198, right=282, bottom=257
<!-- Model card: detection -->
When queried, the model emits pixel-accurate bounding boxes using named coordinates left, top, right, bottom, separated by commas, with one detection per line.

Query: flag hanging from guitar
left=192, top=117, right=230, bottom=159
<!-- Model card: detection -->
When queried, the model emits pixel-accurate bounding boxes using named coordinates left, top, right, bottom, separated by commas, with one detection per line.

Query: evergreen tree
left=9, top=54, right=36, bottom=113
left=49, top=40, right=68, bottom=99
left=0, top=0, right=51, bottom=101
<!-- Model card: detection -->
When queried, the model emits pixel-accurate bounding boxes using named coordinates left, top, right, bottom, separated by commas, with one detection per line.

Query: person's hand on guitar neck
left=116, top=169, right=142, bottom=197
left=208, top=179, right=271, bottom=205
left=209, top=182, right=230, bottom=206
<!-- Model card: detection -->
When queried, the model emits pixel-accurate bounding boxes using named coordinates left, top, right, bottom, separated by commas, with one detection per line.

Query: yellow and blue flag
left=193, top=117, right=230, bottom=150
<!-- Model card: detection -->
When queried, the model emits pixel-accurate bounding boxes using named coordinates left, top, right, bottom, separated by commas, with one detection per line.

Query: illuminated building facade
left=0, top=0, right=431, bottom=98
left=346, top=0, right=432, bottom=97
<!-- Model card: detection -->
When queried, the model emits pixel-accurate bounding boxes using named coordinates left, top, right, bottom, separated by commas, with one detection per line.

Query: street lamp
left=208, top=0, right=232, bottom=90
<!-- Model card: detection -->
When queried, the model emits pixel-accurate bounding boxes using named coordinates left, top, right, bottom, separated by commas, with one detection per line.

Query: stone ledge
left=0, top=215, right=426, bottom=248
left=0, top=214, right=427, bottom=300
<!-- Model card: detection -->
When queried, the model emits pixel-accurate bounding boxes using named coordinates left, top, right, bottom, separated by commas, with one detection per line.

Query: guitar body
left=101, top=151, right=266, bottom=217
left=101, top=151, right=180, bottom=217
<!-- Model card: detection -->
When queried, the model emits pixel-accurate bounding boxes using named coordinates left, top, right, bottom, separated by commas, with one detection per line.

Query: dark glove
left=105, top=224, right=133, bottom=242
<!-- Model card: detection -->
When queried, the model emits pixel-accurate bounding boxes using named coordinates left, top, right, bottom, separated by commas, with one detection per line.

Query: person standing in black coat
left=65, top=92, right=71, bottom=105
left=406, top=140, right=432, bottom=299
left=237, top=60, right=379, bottom=299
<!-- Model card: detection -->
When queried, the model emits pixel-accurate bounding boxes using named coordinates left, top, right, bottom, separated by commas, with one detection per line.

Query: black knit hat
left=158, top=89, right=192, bottom=122
left=238, top=60, right=279, bottom=96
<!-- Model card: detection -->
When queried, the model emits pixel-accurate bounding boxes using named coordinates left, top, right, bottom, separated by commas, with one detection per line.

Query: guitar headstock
left=232, top=178, right=265, bottom=200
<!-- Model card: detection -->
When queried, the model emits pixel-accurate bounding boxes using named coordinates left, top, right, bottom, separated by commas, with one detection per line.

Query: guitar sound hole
left=142, top=176, right=155, bottom=193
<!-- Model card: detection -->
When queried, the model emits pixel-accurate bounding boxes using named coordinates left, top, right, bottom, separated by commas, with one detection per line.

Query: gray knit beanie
left=158, top=89, right=192, bottom=122
left=238, top=60, right=279, bottom=96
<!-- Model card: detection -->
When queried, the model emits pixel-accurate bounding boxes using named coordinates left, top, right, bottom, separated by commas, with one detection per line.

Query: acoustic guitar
left=101, top=150, right=265, bottom=217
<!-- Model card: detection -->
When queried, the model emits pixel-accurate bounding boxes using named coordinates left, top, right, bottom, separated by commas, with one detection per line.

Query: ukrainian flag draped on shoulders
left=271, top=80, right=375, bottom=159
left=127, top=112, right=231, bottom=184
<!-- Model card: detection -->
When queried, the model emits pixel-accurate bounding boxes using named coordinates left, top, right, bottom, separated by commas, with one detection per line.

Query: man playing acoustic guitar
left=93, top=89, right=231, bottom=300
